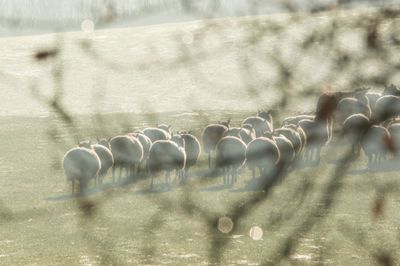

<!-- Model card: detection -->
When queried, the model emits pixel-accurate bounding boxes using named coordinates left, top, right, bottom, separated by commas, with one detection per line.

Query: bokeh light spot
left=218, top=216, right=233, bottom=234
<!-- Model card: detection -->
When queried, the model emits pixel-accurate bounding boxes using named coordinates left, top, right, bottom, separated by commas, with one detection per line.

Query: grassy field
left=1, top=111, right=400, bottom=265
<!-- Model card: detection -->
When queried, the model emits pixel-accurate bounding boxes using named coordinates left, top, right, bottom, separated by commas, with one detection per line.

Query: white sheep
left=215, top=136, right=247, bottom=185
left=374, top=95, right=400, bottom=123
left=246, top=137, right=280, bottom=180
left=242, top=111, right=273, bottom=137
left=336, top=97, right=371, bottom=124
left=62, top=147, right=101, bottom=195
left=274, top=127, right=303, bottom=157
left=388, top=123, right=400, bottom=156
left=158, top=124, right=172, bottom=135
left=298, top=117, right=332, bottom=164
left=342, top=114, right=370, bottom=159
left=110, top=135, right=143, bottom=182
left=79, top=141, right=114, bottom=185
left=273, top=135, right=295, bottom=171
left=226, top=124, right=256, bottom=144
left=282, top=114, right=314, bottom=127
left=361, top=125, right=390, bottom=169
left=128, top=132, right=152, bottom=175
left=143, top=127, right=171, bottom=142
left=172, top=132, right=201, bottom=183
left=148, top=140, right=186, bottom=189
left=202, top=120, right=230, bottom=168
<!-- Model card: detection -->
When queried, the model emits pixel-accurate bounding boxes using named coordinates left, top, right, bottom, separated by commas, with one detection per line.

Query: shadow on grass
left=348, top=158, right=400, bottom=175
left=200, top=183, right=231, bottom=192
left=45, top=179, right=131, bottom=201
left=135, top=183, right=173, bottom=194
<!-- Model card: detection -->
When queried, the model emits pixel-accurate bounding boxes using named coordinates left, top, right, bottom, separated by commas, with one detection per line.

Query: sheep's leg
left=208, top=153, right=211, bottom=169
left=316, top=147, right=321, bottom=164
left=175, top=170, right=181, bottom=184
left=150, top=175, right=154, bottom=190
left=118, top=166, right=123, bottom=181
left=234, top=169, right=238, bottom=184
left=304, top=148, right=310, bottom=162
left=71, top=179, right=75, bottom=195
left=165, top=171, right=170, bottom=185
left=310, top=147, right=315, bottom=162
left=223, top=168, right=227, bottom=185
left=184, top=169, right=188, bottom=184
left=229, top=167, right=233, bottom=185
left=112, top=167, right=116, bottom=183
left=367, top=154, right=372, bottom=169
left=79, top=180, right=88, bottom=196
left=252, top=168, right=255, bottom=179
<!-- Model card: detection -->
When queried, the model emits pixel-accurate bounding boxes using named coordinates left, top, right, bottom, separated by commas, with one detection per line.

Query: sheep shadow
left=46, top=187, right=101, bottom=201
left=200, top=183, right=231, bottom=192
left=45, top=180, right=134, bottom=201
left=230, top=176, right=276, bottom=192
left=348, top=158, right=400, bottom=175
left=134, top=183, right=174, bottom=194
left=294, top=159, right=319, bottom=169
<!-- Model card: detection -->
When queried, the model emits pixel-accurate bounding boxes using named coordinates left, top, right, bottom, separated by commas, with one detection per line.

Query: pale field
left=1, top=7, right=400, bottom=265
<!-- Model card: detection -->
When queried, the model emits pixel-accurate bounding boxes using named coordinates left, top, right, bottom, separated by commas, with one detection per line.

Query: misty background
left=0, top=0, right=398, bottom=36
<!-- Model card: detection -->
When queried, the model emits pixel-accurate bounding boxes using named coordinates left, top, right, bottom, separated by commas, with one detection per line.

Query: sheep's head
left=383, top=83, right=400, bottom=96
left=258, top=110, right=273, bottom=122
left=78, top=140, right=92, bottom=149
left=219, top=119, right=231, bottom=128
left=262, top=131, right=273, bottom=139
left=158, top=124, right=172, bottom=134
left=171, top=134, right=185, bottom=148
left=97, top=138, right=111, bottom=149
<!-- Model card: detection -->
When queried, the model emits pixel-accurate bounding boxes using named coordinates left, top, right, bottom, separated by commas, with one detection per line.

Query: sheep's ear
left=171, top=132, right=174, bottom=137
left=107, top=137, right=111, bottom=142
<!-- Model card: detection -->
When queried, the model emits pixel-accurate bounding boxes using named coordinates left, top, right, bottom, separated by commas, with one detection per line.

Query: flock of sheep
left=62, top=84, right=400, bottom=195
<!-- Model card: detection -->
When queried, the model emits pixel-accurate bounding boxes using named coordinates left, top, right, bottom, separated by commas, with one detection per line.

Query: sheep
left=336, top=97, right=371, bottom=124
left=172, top=132, right=201, bottom=182
left=342, top=114, right=371, bottom=159
left=365, top=92, right=382, bottom=114
left=315, top=88, right=368, bottom=121
left=361, top=125, right=390, bottom=169
left=226, top=124, right=256, bottom=144
left=298, top=118, right=332, bottom=164
left=93, top=144, right=114, bottom=184
left=382, top=83, right=400, bottom=96
left=202, top=120, right=230, bottom=168
left=215, top=136, right=247, bottom=185
left=148, top=140, right=186, bottom=188
left=110, top=135, right=143, bottom=182
left=274, top=127, right=302, bottom=156
left=282, top=115, right=314, bottom=127
left=242, top=110, right=273, bottom=137
left=388, top=123, right=400, bottom=156
left=128, top=132, right=152, bottom=174
left=158, top=124, right=172, bottom=135
left=246, top=137, right=280, bottom=180
left=62, top=147, right=101, bottom=195
left=79, top=141, right=114, bottom=185
left=143, top=127, right=171, bottom=142
left=97, top=138, right=111, bottom=150
left=273, top=135, right=295, bottom=172
left=373, top=95, right=400, bottom=123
